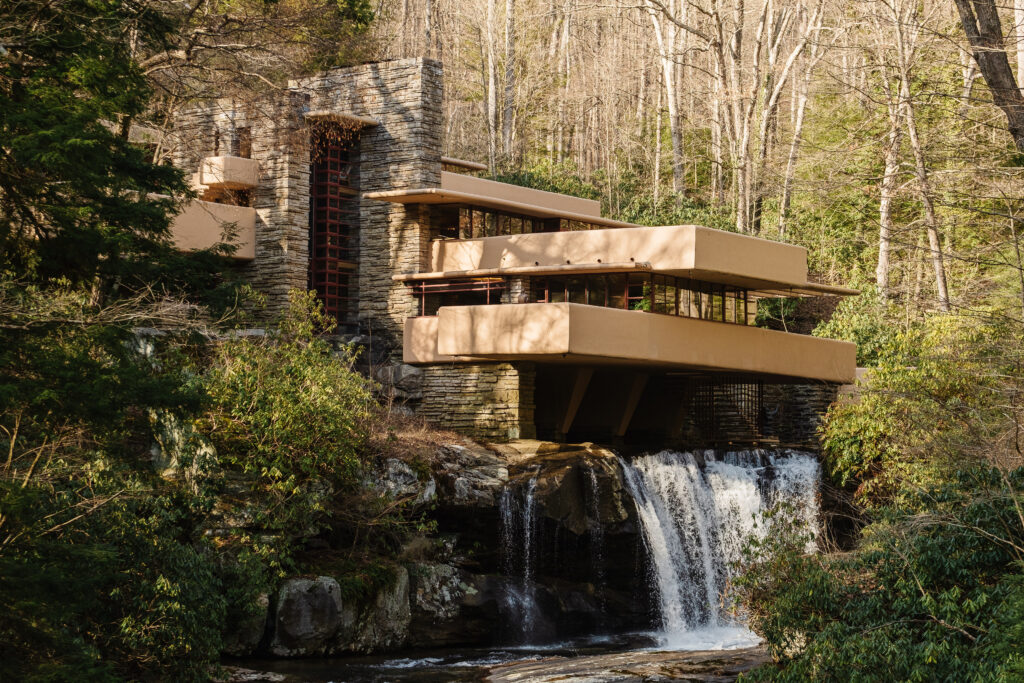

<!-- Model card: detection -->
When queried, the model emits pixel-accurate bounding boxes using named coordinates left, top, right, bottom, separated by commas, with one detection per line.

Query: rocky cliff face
left=228, top=439, right=654, bottom=657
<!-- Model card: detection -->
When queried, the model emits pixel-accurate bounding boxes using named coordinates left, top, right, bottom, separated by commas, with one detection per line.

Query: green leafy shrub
left=494, top=160, right=602, bottom=202
left=821, top=314, right=1012, bottom=507
left=813, top=286, right=906, bottom=367
left=197, top=291, right=375, bottom=537
left=736, top=469, right=1024, bottom=682
left=738, top=314, right=1024, bottom=680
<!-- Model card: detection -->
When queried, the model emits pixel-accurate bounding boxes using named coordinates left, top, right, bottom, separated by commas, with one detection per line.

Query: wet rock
left=433, top=443, right=508, bottom=507
left=407, top=570, right=507, bottom=647
left=378, top=458, right=436, bottom=505
left=222, top=592, right=270, bottom=656
left=219, top=666, right=287, bottom=682
left=337, top=566, right=411, bottom=653
left=486, top=646, right=770, bottom=682
left=269, top=577, right=343, bottom=656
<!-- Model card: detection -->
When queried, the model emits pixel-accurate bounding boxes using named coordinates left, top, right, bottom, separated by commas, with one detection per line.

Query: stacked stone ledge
left=418, top=363, right=536, bottom=442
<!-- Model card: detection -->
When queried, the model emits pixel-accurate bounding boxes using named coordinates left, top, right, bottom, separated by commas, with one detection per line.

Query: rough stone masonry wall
left=170, top=93, right=312, bottom=318
left=245, top=91, right=313, bottom=315
left=293, top=58, right=444, bottom=353
left=419, top=363, right=536, bottom=441
left=764, top=383, right=840, bottom=448
left=171, top=59, right=443, bottom=324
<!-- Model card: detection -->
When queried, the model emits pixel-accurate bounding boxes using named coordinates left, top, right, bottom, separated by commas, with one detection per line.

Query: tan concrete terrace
left=405, top=302, right=857, bottom=384
left=405, top=224, right=856, bottom=297
left=365, top=172, right=630, bottom=229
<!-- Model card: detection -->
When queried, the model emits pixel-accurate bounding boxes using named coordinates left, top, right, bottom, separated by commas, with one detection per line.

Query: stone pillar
left=418, top=362, right=536, bottom=441
left=293, top=58, right=444, bottom=352
left=244, top=92, right=310, bottom=317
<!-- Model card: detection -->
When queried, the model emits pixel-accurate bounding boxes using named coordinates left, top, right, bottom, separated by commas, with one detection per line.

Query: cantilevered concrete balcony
left=195, top=155, right=260, bottom=190
left=405, top=303, right=857, bottom=384
left=170, top=199, right=256, bottom=260
left=367, top=171, right=605, bottom=221
left=402, top=224, right=855, bottom=297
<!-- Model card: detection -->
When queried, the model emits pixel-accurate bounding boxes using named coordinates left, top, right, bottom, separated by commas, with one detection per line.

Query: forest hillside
left=2, top=0, right=1024, bottom=679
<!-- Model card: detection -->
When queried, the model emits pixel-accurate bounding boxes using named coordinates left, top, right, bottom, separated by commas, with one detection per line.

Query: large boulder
left=269, top=577, right=343, bottom=657
left=407, top=565, right=507, bottom=647
left=512, top=444, right=633, bottom=535
left=337, top=566, right=411, bottom=653
left=149, top=410, right=217, bottom=486
left=269, top=569, right=412, bottom=656
left=374, top=363, right=425, bottom=400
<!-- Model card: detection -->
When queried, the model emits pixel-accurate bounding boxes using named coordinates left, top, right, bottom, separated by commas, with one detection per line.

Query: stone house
left=165, top=57, right=857, bottom=446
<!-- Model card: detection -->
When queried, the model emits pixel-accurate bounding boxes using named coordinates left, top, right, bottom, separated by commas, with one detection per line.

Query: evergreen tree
left=0, top=0, right=186, bottom=289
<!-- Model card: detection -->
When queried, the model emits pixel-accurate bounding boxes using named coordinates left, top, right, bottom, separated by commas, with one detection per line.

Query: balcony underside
left=405, top=303, right=857, bottom=384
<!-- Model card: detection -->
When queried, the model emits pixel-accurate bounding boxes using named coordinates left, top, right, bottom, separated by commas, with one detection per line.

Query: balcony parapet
left=194, top=155, right=260, bottom=191
left=170, top=199, right=256, bottom=260
left=438, top=171, right=601, bottom=217
left=405, top=302, right=857, bottom=384
left=366, top=175, right=624, bottom=227
left=420, top=225, right=856, bottom=297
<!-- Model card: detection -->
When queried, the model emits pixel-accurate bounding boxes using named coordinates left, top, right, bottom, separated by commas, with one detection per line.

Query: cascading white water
left=620, top=448, right=820, bottom=650
left=585, top=465, right=608, bottom=628
left=499, top=475, right=539, bottom=641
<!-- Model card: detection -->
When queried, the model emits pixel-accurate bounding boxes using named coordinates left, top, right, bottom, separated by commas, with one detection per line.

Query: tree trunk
left=486, top=0, right=498, bottom=171
left=892, top=0, right=950, bottom=310
left=424, top=0, right=433, bottom=59
left=952, top=0, right=1024, bottom=151
left=502, top=0, right=516, bottom=165
left=1016, top=0, right=1024, bottom=89
left=902, top=87, right=951, bottom=311
left=645, top=4, right=686, bottom=195
left=959, top=50, right=980, bottom=117
left=711, top=80, right=724, bottom=205
left=1010, top=213, right=1024, bottom=320
left=877, top=108, right=902, bottom=297
left=735, top=0, right=775, bottom=234
left=778, top=76, right=808, bottom=239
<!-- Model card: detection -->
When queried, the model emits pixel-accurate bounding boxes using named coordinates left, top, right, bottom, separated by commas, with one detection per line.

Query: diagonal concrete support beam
left=615, top=373, right=649, bottom=437
left=557, top=367, right=594, bottom=440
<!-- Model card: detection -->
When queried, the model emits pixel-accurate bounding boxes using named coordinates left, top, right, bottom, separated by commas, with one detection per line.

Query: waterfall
left=585, top=465, right=607, bottom=628
left=499, top=475, right=539, bottom=641
left=620, top=449, right=820, bottom=649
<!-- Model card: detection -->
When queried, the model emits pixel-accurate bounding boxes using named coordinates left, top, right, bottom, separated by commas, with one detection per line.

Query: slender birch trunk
left=892, top=8, right=951, bottom=311
left=778, top=74, right=808, bottom=239
left=502, top=0, right=516, bottom=165
left=1016, top=0, right=1024, bottom=90
left=486, top=0, right=498, bottom=171
left=877, top=95, right=903, bottom=297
